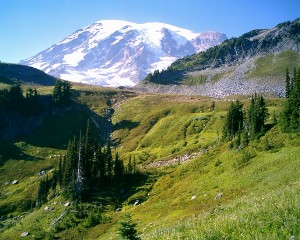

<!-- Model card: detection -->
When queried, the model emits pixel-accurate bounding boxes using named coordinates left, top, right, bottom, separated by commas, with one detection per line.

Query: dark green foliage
left=0, top=62, right=57, bottom=85
left=286, top=68, right=291, bottom=98
left=52, top=80, right=72, bottom=105
left=24, top=88, right=43, bottom=115
left=281, top=68, right=300, bottom=132
left=59, top=121, right=139, bottom=201
left=0, top=82, right=43, bottom=115
left=143, top=68, right=184, bottom=85
left=222, top=100, right=244, bottom=140
left=246, top=94, right=268, bottom=139
left=114, top=152, right=124, bottom=182
left=118, top=214, right=140, bottom=240
left=82, top=208, right=102, bottom=228
left=105, top=139, right=113, bottom=179
left=223, top=95, right=268, bottom=145
left=36, top=175, right=51, bottom=207
left=62, top=138, right=77, bottom=199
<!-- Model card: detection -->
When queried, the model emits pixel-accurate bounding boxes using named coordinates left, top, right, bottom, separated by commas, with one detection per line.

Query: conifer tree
left=281, top=68, right=300, bottom=132
left=95, top=144, right=105, bottom=185
left=127, top=156, right=133, bottom=174
left=53, top=80, right=72, bottom=105
left=222, top=100, right=244, bottom=140
left=286, top=68, right=291, bottom=98
left=63, top=138, right=77, bottom=198
left=247, top=94, right=268, bottom=139
left=82, top=120, right=93, bottom=191
left=118, top=214, right=140, bottom=240
left=114, top=152, right=124, bottom=182
left=105, top=139, right=113, bottom=180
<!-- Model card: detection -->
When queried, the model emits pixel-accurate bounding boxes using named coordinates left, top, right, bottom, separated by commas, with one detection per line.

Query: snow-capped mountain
left=21, top=20, right=226, bottom=87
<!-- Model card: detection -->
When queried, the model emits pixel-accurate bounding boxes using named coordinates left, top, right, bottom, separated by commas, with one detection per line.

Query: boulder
left=214, top=192, right=223, bottom=199
left=21, top=232, right=29, bottom=237
left=12, top=180, right=19, bottom=185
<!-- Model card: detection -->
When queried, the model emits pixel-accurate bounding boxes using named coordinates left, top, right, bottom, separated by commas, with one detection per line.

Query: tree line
left=281, top=67, right=300, bottom=132
left=0, top=79, right=72, bottom=117
left=37, top=120, right=138, bottom=205
left=223, top=67, right=300, bottom=146
left=0, top=81, right=42, bottom=115
left=222, top=93, right=268, bottom=146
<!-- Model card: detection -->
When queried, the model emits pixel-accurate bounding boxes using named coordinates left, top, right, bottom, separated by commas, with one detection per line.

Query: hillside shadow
left=82, top=172, right=153, bottom=210
left=22, top=100, right=111, bottom=149
left=0, top=141, right=42, bottom=166
left=113, top=120, right=139, bottom=131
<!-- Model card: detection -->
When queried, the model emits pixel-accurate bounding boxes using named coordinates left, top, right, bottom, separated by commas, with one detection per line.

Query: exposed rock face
left=20, top=20, right=226, bottom=87
left=137, top=19, right=300, bottom=97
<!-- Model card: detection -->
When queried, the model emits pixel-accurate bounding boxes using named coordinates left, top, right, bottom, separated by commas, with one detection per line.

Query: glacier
left=21, top=20, right=226, bottom=87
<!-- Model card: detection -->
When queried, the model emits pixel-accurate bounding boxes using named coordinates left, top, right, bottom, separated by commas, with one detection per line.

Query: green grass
left=0, top=86, right=299, bottom=240
left=145, top=180, right=300, bottom=239
left=247, top=50, right=300, bottom=79
left=112, top=95, right=229, bottom=163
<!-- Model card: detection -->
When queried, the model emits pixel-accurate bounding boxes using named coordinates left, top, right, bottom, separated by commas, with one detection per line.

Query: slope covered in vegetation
left=0, top=71, right=299, bottom=239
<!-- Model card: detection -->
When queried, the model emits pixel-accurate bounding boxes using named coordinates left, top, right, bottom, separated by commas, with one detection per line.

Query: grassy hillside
left=0, top=63, right=58, bottom=86
left=0, top=85, right=299, bottom=239
left=247, top=50, right=300, bottom=79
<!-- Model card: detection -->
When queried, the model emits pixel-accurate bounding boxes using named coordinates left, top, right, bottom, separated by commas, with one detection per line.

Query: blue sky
left=1, top=0, right=299, bottom=63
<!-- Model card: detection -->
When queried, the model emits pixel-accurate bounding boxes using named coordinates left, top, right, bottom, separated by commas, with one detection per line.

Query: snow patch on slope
left=21, top=20, right=226, bottom=87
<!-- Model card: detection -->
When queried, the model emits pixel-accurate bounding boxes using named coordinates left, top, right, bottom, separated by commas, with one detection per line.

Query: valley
left=0, top=17, right=299, bottom=240
left=0, top=79, right=299, bottom=239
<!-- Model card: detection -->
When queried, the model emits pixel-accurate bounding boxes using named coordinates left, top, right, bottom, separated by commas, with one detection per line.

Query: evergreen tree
left=105, top=139, right=113, bottom=180
left=132, top=156, right=137, bottom=174
left=114, top=152, right=124, bottom=182
left=0, top=89, right=8, bottom=111
left=24, top=88, right=43, bottom=115
left=281, top=68, right=300, bottom=132
left=75, top=136, right=84, bottom=199
left=247, top=94, right=268, bottom=139
left=36, top=177, right=50, bottom=207
left=95, top=144, right=105, bottom=185
left=118, top=214, right=140, bottom=240
left=62, top=138, right=77, bottom=198
left=127, top=156, right=133, bottom=174
left=7, top=82, right=24, bottom=111
left=222, top=100, right=244, bottom=140
left=82, top=120, right=93, bottom=192
left=53, top=80, right=72, bottom=105
left=286, top=68, right=291, bottom=98
left=58, top=154, right=63, bottom=189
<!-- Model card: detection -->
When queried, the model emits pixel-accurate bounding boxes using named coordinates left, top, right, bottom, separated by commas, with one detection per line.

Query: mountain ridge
left=20, top=20, right=226, bottom=87
left=138, top=18, right=300, bottom=97
left=0, top=62, right=58, bottom=86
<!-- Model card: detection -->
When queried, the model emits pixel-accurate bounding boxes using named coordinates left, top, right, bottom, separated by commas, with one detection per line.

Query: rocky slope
left=138, top=19, right=300, bottom=97
left=20, top=20, right=226, bottom=87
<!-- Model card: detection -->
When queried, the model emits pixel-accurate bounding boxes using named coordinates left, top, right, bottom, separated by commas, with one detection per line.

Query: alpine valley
left=20, top=20, right=226, bottom=87
left=0, top=18, right=300, bottom=240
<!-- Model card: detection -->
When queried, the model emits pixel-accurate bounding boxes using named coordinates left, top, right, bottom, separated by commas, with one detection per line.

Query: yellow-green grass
left=96, top=127, right=300, bottom=239
left=247, top=50, right=300, bottom=79
left=0, top=87, right=298, bottom=240
left=112, top=94, right=230, bottom=162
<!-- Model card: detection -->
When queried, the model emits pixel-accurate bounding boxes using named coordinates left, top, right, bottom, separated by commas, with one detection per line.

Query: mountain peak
left=20, top=20, right=226, bottom=87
